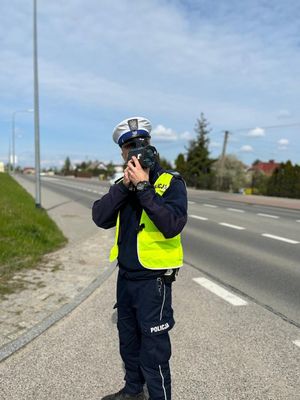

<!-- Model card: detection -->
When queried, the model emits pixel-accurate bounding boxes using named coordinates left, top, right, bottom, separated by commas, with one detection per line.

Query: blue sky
left=0, top=0, right=299, bottom=168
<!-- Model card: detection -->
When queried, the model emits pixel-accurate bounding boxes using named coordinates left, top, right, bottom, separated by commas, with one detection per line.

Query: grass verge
left=0, top=173, right=67, bottom=297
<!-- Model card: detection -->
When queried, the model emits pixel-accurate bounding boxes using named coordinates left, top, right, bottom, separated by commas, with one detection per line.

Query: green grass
left=0, top=173, right=67, bottom=296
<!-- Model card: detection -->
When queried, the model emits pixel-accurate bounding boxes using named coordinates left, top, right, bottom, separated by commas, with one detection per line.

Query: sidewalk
left=221, top=192, right=300, bottom=210
left=186, top=187, right=300, bottom=210
left=0, top=175, right=114, bottom=351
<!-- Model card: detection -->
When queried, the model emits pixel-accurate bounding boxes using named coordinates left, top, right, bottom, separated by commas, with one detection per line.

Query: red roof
left=250, top=160, right=280, bottom=176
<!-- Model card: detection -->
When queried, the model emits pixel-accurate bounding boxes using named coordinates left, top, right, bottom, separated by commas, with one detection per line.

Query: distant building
left=248, top=160, right=280, bottom=176
left=23, top=167, right=35, bottom=174
left=0, top=162, right=4, bottom=173
left=87, top=161, right=107, bottom=171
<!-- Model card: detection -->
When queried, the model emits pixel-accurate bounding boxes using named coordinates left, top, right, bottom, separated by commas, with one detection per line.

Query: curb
left=0, top=265, right=116, bottom=363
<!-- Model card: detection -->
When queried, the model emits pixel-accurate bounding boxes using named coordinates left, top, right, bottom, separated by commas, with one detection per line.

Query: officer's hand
left=123, top=169, right=131, bottom=187
left=127, top=156, right=149, bottom=186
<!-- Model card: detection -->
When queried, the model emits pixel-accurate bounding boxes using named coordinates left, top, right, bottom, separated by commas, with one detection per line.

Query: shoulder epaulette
left=165, top=170, right=186, bottom=187
left=165, top=170, right=183, bottom=179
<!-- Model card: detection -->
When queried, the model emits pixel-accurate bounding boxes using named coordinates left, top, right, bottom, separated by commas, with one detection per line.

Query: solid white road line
left=262, top=234, right=299, bottom=244
left=203, top=203, right=218, bottom=208
left=293, top=340, right=300, bottom=348
left=227, top=208, right=245, bottom=213
left=219, top=222, right=245, bottom=230
left=189, top=215, right=208, bottom=221
left=193, top=277, right=248, bottom=306
left=297, top=220, right=300, bottom=223
left=257, top=213, right=279, bottom=219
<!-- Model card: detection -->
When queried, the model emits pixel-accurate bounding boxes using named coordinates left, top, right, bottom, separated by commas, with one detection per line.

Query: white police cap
left=113, top=116, right=152, bottom=147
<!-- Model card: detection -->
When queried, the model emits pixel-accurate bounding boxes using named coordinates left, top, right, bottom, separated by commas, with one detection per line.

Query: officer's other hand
left=127, top=156, right=149, bottom=186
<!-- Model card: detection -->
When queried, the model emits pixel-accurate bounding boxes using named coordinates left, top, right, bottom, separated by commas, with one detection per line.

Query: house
left=87, top=161, right=107, bottom=171
left=23, top=167, right=35, bottom=174
left=248, top=160, right=280, bottom=176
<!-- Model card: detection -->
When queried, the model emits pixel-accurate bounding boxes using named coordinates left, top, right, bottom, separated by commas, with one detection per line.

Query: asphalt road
left=2, top=174, right=299, bottom=400
left=30, top=175, right=300, bottom=327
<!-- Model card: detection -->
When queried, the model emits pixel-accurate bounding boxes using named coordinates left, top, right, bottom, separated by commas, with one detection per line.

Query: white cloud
left=151, top=125, right=178, bottom=141
left=247, top=127, right=265, bottom=137
left=278, top=138, right=289, bottom=146
left=240, top=145, right=254, bottom=152
left=277, top=138, right=289, bottom=150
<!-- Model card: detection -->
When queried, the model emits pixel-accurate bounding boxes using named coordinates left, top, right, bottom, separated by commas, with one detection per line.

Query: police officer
left=92, top=117, right=187, bottom=400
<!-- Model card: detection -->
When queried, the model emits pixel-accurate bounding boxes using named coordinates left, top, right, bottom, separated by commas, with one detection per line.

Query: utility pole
left=219, top=130, right=229, bottom=190
left=33, top=0, right=41, bottom=208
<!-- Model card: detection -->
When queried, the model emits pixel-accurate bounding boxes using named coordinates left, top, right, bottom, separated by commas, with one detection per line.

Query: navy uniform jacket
left=92, top=162, right=188, bottom=280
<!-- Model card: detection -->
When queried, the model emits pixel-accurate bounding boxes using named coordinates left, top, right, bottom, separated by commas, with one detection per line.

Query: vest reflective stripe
left=109, top=213, right=120, bottom=262
left=109, top=172, right=184, bottom=269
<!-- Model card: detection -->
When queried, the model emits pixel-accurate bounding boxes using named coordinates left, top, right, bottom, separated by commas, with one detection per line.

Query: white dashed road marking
left=188, top=201, right=195, bottom=205
left=227, top=208, right=245, bottom=213
left=262, top=234, right=299, bottom=244
left=293, top=340, right=300, bottom=348
left=203, top=204, right=218, bottom=208
left=193, top=277, right=248, bottom=306
left=189, top=215, right=208, bottom=221
left=219, top=222, right=245, bottom=230
left=257, top=213, right=279, bottom=219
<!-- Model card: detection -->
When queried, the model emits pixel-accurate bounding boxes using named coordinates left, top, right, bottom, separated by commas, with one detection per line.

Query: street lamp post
left=11, top=109, right=33, bottom=173
left=33, top=0, right=41, bottom=208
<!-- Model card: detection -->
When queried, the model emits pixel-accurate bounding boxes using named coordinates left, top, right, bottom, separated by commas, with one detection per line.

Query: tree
left=174, top=153, right=187, bottom=177
left=252, top=159, right=261, bottom=166
left=74, top=160, right=90, bottom=173
left=159, top=157, right=172, bottom=170
left=185, top=113, right=215, bottom=188
left=106, top=162, right=116, bottom=178
left=62, top=156, right=71, bottom=174
left=212, top=154, right=247, bottom=192
left=266, top=161, right=300, bottom=198
left=250, top=169, right=269, bottom=195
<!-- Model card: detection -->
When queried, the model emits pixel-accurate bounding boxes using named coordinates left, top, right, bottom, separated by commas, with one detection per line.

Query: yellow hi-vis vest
left=109, top=172, right=183, bottom=270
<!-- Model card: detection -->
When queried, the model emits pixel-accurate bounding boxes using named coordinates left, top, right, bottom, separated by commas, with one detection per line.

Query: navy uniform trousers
left=116, top=272, right=175, bottom=400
